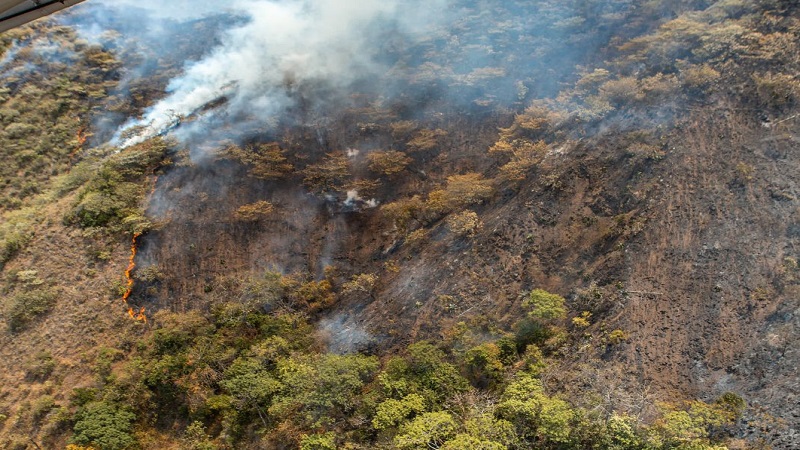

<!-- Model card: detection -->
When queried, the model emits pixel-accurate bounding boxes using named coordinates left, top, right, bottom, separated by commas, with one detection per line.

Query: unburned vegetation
left=0, top=0, right=798, bottom=449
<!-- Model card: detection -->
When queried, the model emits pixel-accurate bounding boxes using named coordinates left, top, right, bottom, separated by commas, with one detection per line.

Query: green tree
left=648, top=396, right=744, bottom=449
left=378, top=342, right=469, bottom=407
left=271, top=353, right=379, bottom=427
left=71, top=401, right=137, bottom=450
left=299, top=432, right=337, bottom=450
left=602, top=414, right=647, bottom=450
left=183, top=421, right=218, bottom=450
left=464, top=414, right=517, bottom=448
left=220, top=356, right=282, bottom=425
left=496, top=373, right=574, bottom=445
left=372, top=393, right=427, bottom=430
left=394, top=411, right=458, bottom=450
left=441, top=434, right=506, bottom=450
left=524, top=289, right=566, bottom=320
left=464, top=343, right=505, bottom=388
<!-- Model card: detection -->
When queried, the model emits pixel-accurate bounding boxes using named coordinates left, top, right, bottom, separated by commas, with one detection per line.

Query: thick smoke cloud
left=104, top=0, right=449, bottom=148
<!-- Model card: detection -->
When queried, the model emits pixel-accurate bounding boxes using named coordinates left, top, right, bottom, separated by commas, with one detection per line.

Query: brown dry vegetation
left=0, top=1, right=799, bottom=449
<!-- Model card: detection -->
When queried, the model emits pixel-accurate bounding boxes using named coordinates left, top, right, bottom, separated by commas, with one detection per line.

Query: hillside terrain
left=0, top=0, right=799, bottom=449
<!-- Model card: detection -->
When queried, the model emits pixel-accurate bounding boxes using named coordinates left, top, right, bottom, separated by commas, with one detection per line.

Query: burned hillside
left=0, top=0, right=798, bottom=449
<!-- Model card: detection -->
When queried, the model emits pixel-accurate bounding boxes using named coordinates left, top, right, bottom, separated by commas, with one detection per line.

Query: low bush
left=6, top=288, right=57, bottom=332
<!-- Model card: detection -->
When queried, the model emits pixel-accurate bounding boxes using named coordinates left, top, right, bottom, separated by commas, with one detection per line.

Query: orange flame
left=122, top=232, right=147, bottom=324
left=70, top=124, right=89, bottom=159
left=149, top=175, right=159, bottom=199
left=122, top=232, right=140, bottom=302
left=127, top=307, right=148, bottom=324
left=76, top=126, right=88, bottom=147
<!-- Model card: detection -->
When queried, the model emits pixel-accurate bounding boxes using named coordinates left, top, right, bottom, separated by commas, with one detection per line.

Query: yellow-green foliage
left=282, top=276, right=335, bottom=311
left=394, top=411, right=458, bottom=450
left=373, top=393, right=426, bottom=430
left=650, top=395, right=745, bottom=449
left=367, top=150, right=412, bottom=176
left=406, top=128, right=448, bottom=152
left=62, top=291, right=743, bottom=450
left=341, top=273, right=378, bottom=296
left=235, top=200, right=275, bottom=221
left=607, top=329, right=629, bottom=345
left=571, top=311, right=592, bottom=328
left=427, top=173, right=494, bottom=213
left=0, top=209, right=35, bottom=268
left=66, top=138, right=171, bottom=231
left=0, top=2, right=781, bottom=449
left=270, top=353, right=380, bottom=427
left=381, top=195, right=426, bottom=233
left=524, top=289, right=567, bottom=321
left=301, top=153, right=351, bottom=193
left=0, top=24, right=120, bottom=211
left=496, top=373, right=574, bottom=444
left=464, top=343, right=504, bottom=386
left=6, top=288, right=56, bottom=332
left=753, top=72, right=800, bottom=109
left=182, top=421, right=217, bottom=450
left=299, top=432, right=336, bottom=450
left=226, top=142, right=293, bottom=180
left=446, top=210, right=482, bottom=237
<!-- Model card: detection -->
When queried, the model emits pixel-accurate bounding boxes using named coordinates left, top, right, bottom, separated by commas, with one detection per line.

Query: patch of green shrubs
left=64, top=138, right=172, bottom=232
left=6, top=288, right=56, bottom=332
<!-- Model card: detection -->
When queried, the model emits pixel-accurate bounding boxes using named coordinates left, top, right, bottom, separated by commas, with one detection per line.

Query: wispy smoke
left=108, top=0, right=449, bottom=147
left=319, top=313, right=374, bottom=354
left=100, top=0, right=234, bottom=20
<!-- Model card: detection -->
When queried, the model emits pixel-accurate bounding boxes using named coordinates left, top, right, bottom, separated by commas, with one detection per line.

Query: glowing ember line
left=70, top=123, right=88, bottom=159
left=76, top=126, right=88, bottom=147
left=122, top=232, right=147, bottom=324
left=149, top=175, right=159, bottom=199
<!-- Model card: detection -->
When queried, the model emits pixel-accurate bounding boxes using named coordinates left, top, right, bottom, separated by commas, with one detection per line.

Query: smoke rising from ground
left=106, top=0, right=449, bottom=147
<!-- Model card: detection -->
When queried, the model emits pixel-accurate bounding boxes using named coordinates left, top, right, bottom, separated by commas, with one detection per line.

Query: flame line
left=122, top=232, right=147, bottom=324
left=70, top=122, right=88, bottom=159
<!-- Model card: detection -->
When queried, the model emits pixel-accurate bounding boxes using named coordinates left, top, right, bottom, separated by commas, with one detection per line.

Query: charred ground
left=0, top=0, right=799, bottom=449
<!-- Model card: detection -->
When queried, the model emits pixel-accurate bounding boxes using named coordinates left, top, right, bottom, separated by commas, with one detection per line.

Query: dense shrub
left=71, top=401, right=136, bottom=450
left=6, top=288, right=56, bottom=332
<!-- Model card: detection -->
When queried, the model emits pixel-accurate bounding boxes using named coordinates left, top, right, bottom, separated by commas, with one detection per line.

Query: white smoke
left=98, top=0, right=234, bottom=20
left=112, top=0, right=449, bottom=147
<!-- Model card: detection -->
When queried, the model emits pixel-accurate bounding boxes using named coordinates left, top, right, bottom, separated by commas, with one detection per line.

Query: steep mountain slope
left=0, top=0, right=798, bottom=449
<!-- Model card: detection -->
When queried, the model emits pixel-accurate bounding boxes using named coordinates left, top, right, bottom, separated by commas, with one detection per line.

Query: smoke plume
left=104, top=0, right=449, bottom=147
